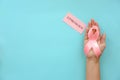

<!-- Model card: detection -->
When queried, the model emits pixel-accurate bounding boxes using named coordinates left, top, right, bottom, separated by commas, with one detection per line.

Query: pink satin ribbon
left=84, top=26, right=101, bottom=57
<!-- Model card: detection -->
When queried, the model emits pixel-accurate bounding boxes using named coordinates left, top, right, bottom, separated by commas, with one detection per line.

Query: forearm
left=86, top=58, right=100, bottom=80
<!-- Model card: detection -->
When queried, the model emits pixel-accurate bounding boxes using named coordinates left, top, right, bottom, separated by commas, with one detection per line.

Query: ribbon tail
left=93, top=42, right=101, bottom=57
left=84, top=41, right=92, bottom=56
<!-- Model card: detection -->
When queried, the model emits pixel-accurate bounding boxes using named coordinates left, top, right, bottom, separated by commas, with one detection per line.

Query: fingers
left=86, top=26, right=89, bottom=33
left=90, top=19, right=99, bottom=27
left=88, top=19, right=94, bottom=28
left=85, top=20, right=92, bottom=40
left=91, top=19, right=94, bottom=26
left=94, top=19, right=99, bottom=27
left=100, top=33, right=106, bottom=43
left=92, top=19, right=100, bottom=32
left=90, top=19, right=94, bottom=27
left=84, top=20, right=92, bottom=44
left=91, top=19, right=99, bottom=26
left=88, top=22, right=92, bottom=28
left=97, top=34, right=101, bottom=42
left=88, top=22, right=91, bottom=27
left=99, top=33, right=106, bottom=54
left=84, top=27, right=88, bottom=40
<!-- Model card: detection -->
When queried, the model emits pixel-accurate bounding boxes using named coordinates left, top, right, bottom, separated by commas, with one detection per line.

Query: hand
left=84, top=19, right=106, bottom=62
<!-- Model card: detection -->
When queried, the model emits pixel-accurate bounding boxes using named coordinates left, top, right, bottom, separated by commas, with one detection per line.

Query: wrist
left=87, top=56, right=100, bottom=63
left=86, top=50, right=100, bottom=63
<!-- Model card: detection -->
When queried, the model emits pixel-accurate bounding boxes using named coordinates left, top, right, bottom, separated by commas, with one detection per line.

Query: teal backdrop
left=0, top=0, right=120, bottom=80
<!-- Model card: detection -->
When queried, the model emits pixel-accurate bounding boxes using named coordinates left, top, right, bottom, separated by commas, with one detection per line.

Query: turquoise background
left=0, top=0, right=120, bottom=80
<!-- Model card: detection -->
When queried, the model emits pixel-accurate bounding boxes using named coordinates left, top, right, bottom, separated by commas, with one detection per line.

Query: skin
left=84, top=19, right=106, bottom=80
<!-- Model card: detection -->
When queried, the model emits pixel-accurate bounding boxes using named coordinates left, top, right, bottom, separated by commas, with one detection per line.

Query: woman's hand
left=84, top=19, right=106, bottom=62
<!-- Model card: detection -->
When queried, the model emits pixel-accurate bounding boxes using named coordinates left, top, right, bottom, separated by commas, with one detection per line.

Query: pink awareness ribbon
left=84, top=26, right=101, bottom=57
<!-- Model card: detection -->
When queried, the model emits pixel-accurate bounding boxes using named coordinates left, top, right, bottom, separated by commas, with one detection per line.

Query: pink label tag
left=63, top=13, right=86, bottom=33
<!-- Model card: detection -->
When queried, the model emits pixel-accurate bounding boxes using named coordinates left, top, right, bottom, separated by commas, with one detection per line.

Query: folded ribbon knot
left=84, top=26, right=101, bottom=57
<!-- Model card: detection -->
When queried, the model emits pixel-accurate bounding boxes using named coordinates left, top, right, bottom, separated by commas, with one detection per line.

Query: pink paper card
left=63, top=13, right=86, bottom=33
